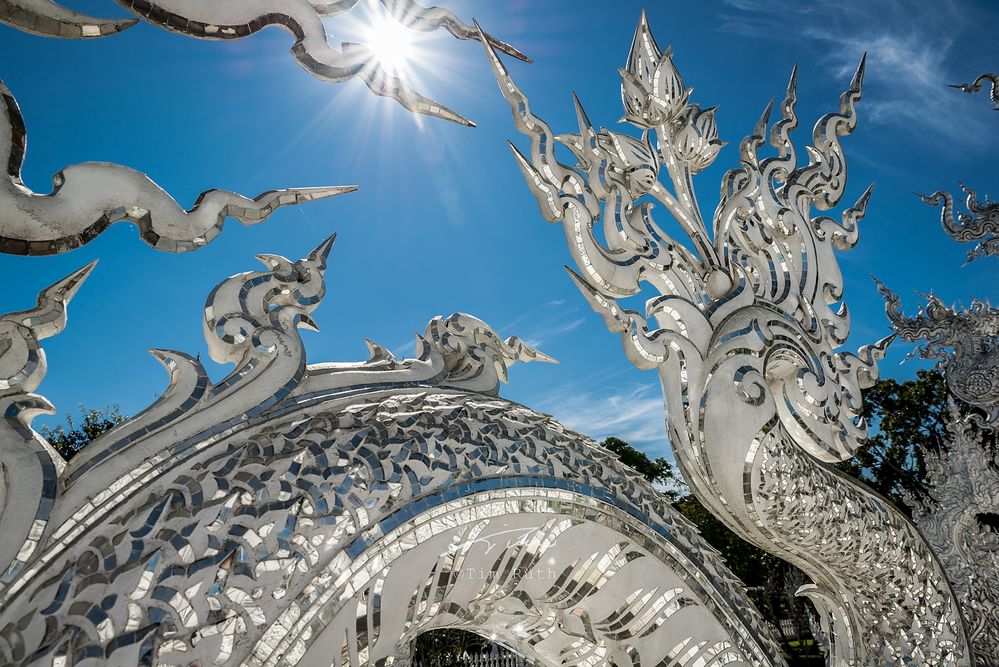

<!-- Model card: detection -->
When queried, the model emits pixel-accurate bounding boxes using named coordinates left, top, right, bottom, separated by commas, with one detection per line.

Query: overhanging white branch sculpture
left=0, top=79, right=355, bottom=255
left=486, top=12, right=971, bottom=665
left=0, top=0, right=530, bottom=126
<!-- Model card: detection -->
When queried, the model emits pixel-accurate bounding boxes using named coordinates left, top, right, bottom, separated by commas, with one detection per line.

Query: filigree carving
left=906, top=408, right=999, bottom=666
left=0, top=391, right=784, bottom=666
left=0, top=239, right=784, bottom=666
left=877, top=280, right=999, bottom=427
left=950, top=73, right=999, bottom=111
left=488, top=11, right=970, bottom=664
left=0, top=0, right=530, bottom=126
left=0, top=263, right=93, bottom=583
left=0, top=79, right=354, bottom=255
left=423, top=313, right=555, bottom=394
left=921, top=185, right=999, bottom=263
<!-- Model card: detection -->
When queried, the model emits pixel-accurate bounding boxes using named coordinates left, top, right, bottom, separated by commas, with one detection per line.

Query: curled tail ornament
left=487, top=12, right=972, bottom=665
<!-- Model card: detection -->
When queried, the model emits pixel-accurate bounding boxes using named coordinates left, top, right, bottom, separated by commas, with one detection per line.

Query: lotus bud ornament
left=605, top=131, right=660, bottom=194
left=672, top=104, right=725, bottom=173
left=620, top=13, right=690, bottom=128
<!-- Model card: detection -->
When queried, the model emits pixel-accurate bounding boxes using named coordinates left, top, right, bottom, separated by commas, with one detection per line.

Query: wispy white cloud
left=717, top=0, right=987, bottom=145
left=534, top=382, right=672, bottom=459
left=523, top=317, right=585, bottom=349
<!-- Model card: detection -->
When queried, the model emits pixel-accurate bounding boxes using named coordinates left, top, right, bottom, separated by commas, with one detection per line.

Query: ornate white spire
left=486, top=12, right=970, bottom=664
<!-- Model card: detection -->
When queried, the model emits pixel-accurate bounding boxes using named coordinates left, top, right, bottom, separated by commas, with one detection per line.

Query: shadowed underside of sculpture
left=0, top=237, right=785, bottom=666
left=486, top=11, right=971, bottom=665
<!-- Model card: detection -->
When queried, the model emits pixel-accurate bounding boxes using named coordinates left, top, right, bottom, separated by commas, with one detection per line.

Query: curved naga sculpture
left=0, top=236, right=790, bottom=666
left=0, top=78, right=354, bottom=255
left=877, top=282, right=999, bottom=427
left=950, top=73, right=999, bottom=111
left=920, top=184, right=999, bottom=264
left=486, top=12, right=972, bottom=665
left=0, top=0, right=530, bottom=127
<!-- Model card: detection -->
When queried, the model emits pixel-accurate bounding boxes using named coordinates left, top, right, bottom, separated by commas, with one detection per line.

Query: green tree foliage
left=836, top=369, right=974, bottom=512
left=38, top=405, right=125, bottom=461
left=601, top=436, right=681, bottom=498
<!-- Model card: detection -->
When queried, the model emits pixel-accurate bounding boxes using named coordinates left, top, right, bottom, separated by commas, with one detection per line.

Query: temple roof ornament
left=59, top=235, right=555, bottom=499
left=0, top=79, right=355, bottom=255
left=950, top=72, right=999, bottom=111
left=0, top=0, right=530, bottom=126
left=488, top=11, right=970, bottom=664
left=920, top=184, right=999, bottom=264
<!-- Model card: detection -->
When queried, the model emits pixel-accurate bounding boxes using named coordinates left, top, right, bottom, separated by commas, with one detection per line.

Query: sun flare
left=363, top=13, right=416, bottom=73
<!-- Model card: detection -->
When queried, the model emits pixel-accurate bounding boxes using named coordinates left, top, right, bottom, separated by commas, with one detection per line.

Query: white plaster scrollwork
left=0, top=80, right=355, bottom=255
left=487, top=11, right=971, bottom=664
left=0, top=262, right=93, bottom=583
left=0, top=0, right=530, bottom=126
left=0, top=237, right=787, bottom=666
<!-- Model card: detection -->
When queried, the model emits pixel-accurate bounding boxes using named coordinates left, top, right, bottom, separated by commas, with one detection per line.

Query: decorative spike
left=3, top=260, right=96, bottom=340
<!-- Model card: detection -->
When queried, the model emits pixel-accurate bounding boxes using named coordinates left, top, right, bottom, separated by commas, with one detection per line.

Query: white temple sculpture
left=487, top=12, right=972, bottom=665
left=904, top=408, right=999, bottom=667
left=878, top=279, right=999, bottom=666
left=876, top=69, right=999, bottom=656
left=0, top=0, right=530, bottom=126
left=950, top=72, right=999, bottom=111
left=0, top=235, right=794, bottom=666
left=0, top=79, right=355, bottom=255
left=919, top=184, right=999, bottom=264
left=878, top=283, right=999, bottom=427
left=0, top=261, right=94, bottom=591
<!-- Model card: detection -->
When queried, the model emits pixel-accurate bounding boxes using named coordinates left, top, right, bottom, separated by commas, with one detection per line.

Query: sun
left=362, top=12, right=416, bottom=74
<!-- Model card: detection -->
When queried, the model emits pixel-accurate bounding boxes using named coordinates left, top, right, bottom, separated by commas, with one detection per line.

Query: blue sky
left=2, top=0, right=997, bottom=462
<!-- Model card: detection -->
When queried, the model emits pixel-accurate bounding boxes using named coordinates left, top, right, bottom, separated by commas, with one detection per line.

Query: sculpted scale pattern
left=0, top=239, right=784, bottom=666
